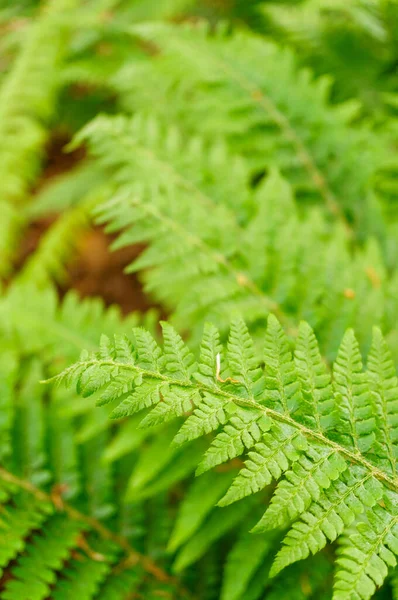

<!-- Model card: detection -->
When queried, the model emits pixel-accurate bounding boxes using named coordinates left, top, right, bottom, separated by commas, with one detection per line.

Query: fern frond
left=332, top=329, right=375, bottom=454
left=271, top=467, right=382, bottom=577
left=334, top=496, right=398, bottom=600
left=26, top=162, right=105, bottom=219
left=0, top=469, right=188, bottom=600
left=77, top=113, right=398, bottom=361
left=18, top=192, right=100, bottom=287
left=0, top=283, right=141, bottom=366
left=54, top=315, right=398, bottom=599
left=266, top=0, right=398, bottom=117
left=367, top=327, right=398, bottom=478
left=0, top=0, right=78, bottom=276
left=118, top=21, right=388, bottom=230
left=294, top=321, right=334, bottom=431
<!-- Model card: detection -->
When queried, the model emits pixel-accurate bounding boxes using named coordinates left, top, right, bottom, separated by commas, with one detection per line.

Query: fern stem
left=54, top=359, right=398, bottom=493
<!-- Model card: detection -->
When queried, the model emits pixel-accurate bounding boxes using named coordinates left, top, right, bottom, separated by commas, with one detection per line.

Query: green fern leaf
left=271, top=468, right=383, bottom=575
left=172, top=391, right=232, bottom=447
left=196, top=407, right=271, bottom=476
left=0, top=496, right=50, bottom=572
left=227, top=318, right=263, bottom=396
left=133, top=327, right=163, bottom=372
left=1, top=515, right=82, bottom=600
left=194, top=322, right=223, bottom=388
left=51, top=552, right=111, bottom=600
left=54, top=316, right=398, bottom=599
left=160, top=322, right=196, bottom=382
left=333, top=329, right=375, bottom=453
left=334, top=495, right=398, bottom=600
left=294, top=321, right=334, bottom=430
left=218, top=423, right=308, bottom=507
left=367, top=327, right=398, bottom=477
left=253, top=445, right=347, bottom=533
left=263, top=314, right=301, bottom=414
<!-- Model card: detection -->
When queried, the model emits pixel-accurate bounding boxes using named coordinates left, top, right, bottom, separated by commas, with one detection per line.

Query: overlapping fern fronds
left=75, top=113, right=397, bottom=360
left=265, top=0, right=398, bottom=115
left=53, top=315, right=398, bottom=600
left=0, top=469, right=186, bottom=600
left=113, top=21, right=392, bottom=231
left=0, top=285, right=327, bottom=600
left=0, top=284, right=187, bottom=599
left=1, top=3, right=398, bottom=600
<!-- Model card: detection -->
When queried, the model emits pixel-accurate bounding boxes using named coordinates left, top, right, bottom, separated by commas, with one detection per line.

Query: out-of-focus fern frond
left=0, top=469, right=187, bottom=600
left=0, top=0, right=78, bottom=277
left=265, top=0, right=398, bottom=116
left=113, top=21, right=392, bottom=231
left=76, top=113, right=398, bottom=360
left=19, top=189, right=106, bottom=287
left=26, top=162, right=106, bottom=219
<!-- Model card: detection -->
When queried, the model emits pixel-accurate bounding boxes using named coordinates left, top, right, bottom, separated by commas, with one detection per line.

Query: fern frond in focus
left=53, top=316, right=398, bottom=600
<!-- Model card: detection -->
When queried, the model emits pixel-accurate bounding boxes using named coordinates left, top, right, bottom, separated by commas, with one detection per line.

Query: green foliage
left=1, top=1, right=398, bottom=599
left=54, top=315, right=398, bottom=599
left=0, top=0, right=77, bottom=276
left=266, top=0, right=398, bottom=115
left=0, top=474, right=186, bottom=600
left=0, top=283, right=187, bottom=597
left=77, top=113, right=398, bottom=360
left=114, top=21, right=391, bottom=230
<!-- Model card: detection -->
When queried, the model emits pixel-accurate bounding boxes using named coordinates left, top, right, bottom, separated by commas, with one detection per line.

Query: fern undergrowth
left=0, top=0, right=398, bottom=599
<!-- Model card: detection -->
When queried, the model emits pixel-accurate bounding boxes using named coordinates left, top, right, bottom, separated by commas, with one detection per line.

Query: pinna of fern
left=52, top=314, right=398, bottom=600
